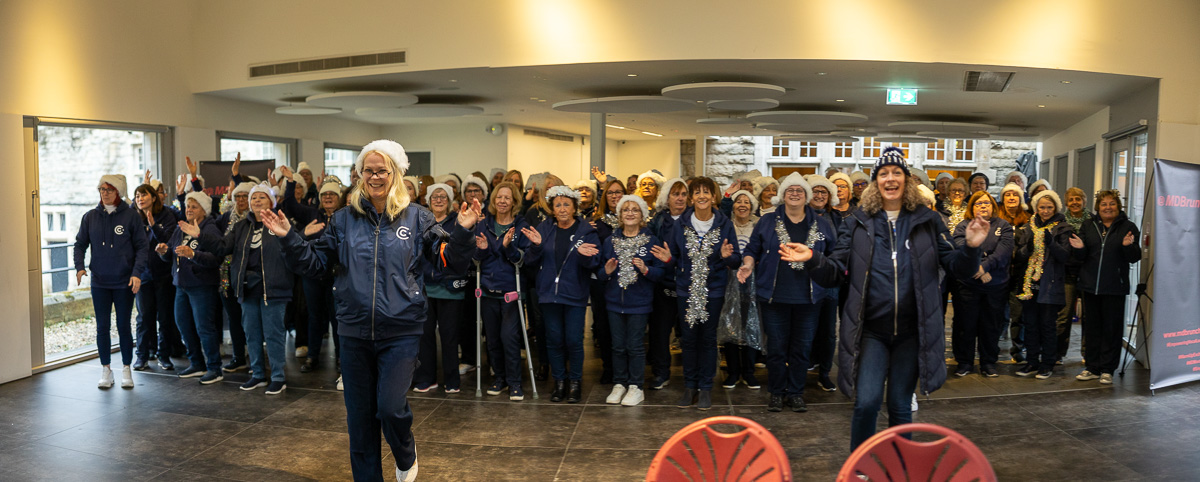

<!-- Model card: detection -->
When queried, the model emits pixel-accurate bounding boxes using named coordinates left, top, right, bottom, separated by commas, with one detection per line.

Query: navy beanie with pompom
left=872, top=146, right=910, bottom=181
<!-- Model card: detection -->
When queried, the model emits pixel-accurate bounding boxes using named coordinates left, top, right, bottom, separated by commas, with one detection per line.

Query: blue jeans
left=135, top=278, right=182, bottom=359
left=761, top=301, right=820, bottom=396
left=303, top=277, right=338, bottom=361
left=608, top=311, right=648, bottom=388
left=241, top=299, right=287, bottom=382
left=678, top=297, right=723, bottom=390
left=174, top=286, right=223, bottom=372
left=851, top=330, right=919, bottom=452
left=540, top=303, right=586, bottom=381
left=92, top=286, right=135, bottom=366
left=482, top=296, right=523, bottom=387
left=340, top=335, right=419, bottom=481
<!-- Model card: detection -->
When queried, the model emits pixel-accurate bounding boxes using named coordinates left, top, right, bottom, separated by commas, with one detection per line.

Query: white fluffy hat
left=737, top=169, right=763, bottom=183
left=828, top=172, right=852, bottom=189
left=402, top=175, right=419, bottom=190
left=355, top=140, right=409, bottom=175
left=490, top=168, right=507, bottom=179
left=297, top=161, right=312, bottom=174
left=148, top=179, right=163, bottom=192
left=573, top=179, right=598, bottom=193
left=1027, top=179, right=1051, bottom=196
left=752, top=176, right=778, bottom=198
left=436, top=173, right=461, bottom=187
left=935, top=172, right=955, bottom=183
left=1005, top=170, right=1028, bottom=188
left=184, top=191, right=212, bottom=217
left=910, top=168, right=931, bottom=189
left=615, top=194, right=649, bottom=221
left=916, top=184, right=937, bottom=207
left=849, top=171, right=869, bottom=184
left=319, top=181, right=344, bottom=196
left=545, top=185, right=581, bottom=203
left=730, top=189, right=759, bottom=214
left=656, top=177, right=686, bottom=210
left=804, top=174, right=840, bottom=206
left=463, top=174, right=490, bottom=197
left=231, top=182, right=255, bottom=198
left=249, top=182, right=277, bottom=209
left=1000, top=182, right=1029, bottom=212
left=98, top=174, right=128, bottom=202
left=425, top=183, right=456, bottom=208
left=772, top=172, right=812, bottom=206
left=1031, top=189, right=1063, bottom=212
left=637, top=169, right=666, bottom=188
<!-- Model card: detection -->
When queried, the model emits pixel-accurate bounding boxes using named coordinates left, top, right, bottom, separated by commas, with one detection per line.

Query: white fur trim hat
left=752, top=176, right=778, bottom=196
left=297, top=161, right=312, bottom=174
left=184, top=191, right=212, bottom=217
left=425, top=183, right=456, bottom=208
left=736, top=169, right=762, bottom=183
left=148, top=179, right=163, bottom=192
left=805, top=174, right=840, bottom=206
left=1005, top=170, right=1028, bottom=188
left=910, top=168, right=931, bottom=189
left=291, top=177, right=307, bottom=196
left=490, top=168, right=506, bottom=179
left=319, top=181, right=344, bottom=196
left=637, top=169, right=666, bottom=188
left=772, top=172, right=812, bottom=206
left=231, top=182, right=255, bottom=198
left=917, top=184, right=937, bottom=207
left=573, top=179, right=598, bottom=194
left=656, top=177, right=686, bottom=210
left=935, top=172, right=955, bottom=183
left=1027, top=179, right=1052, bottom=195
left=615, top=194, right=649, bottom=221
left=402, top=175, right=419, bottom=190
left=1000, top=182, right=1029, bottom=212
left=1031, top=189, right=1063, bottom=212
left=828, top=172, right=852, bottom=190
left=98, top=174, right=128, bottom=202
left=249, top=182, right=277, bottom=209
left=730, top=189, right=759, bottom=213
left=545, top=185, right=581, bottom=203
left=436, top=174, right=461, bottom=187
left=355, top=140, right=409, bottom=176
left=849, top=171, right=870, bottom=184
left=463, top=174, right=490, bottom=197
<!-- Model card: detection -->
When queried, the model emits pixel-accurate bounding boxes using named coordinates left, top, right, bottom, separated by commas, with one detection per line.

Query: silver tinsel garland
left=613, top=233, right=649, bottom=289
left=774, top=215, right=823, bottom=270
left=602, top=212, right=621, bottom=229
left=683, top=226, right=722, bottom=328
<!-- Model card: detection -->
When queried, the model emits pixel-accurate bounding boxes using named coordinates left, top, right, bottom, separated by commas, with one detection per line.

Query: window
left=862, top=137, right=883, bottom=159
left=926, top=139, right=947, bottom=161
left=218, top=131, right=296, bottom=167
left=952, top=139, right=975, bottom=162
left=834, top=142, right=854, bottom=158
left=771, top=137, right=790, bottom=157
left=796, top=142, right=817, bottom=158
left=323, top=144, right=358, bottom=185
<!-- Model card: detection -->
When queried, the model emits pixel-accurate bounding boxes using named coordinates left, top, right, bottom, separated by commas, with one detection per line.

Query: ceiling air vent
left=963, top=71, right=1014, bottom=92
left=523, top=129, right=574, bottom=142
left=249, top=50, right=407, bottom=78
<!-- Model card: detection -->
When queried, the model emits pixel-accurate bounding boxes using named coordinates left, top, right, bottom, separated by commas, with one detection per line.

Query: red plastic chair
left=837, top=423, right=996, bottom=482
left=647, top=416, right=791, bottom=481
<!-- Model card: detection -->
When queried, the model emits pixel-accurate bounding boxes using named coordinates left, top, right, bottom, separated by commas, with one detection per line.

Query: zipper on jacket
left=371, top=220, right=380, bottom=341
left=238, top=226, right=250, bottom=300
left=260, top=228, right=268, bottom=305
left=1093, top=222, right=1106, bottom=293
left=890, top=219, right=899, bottom=336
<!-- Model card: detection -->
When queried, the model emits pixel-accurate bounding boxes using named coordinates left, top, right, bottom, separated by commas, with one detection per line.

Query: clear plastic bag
left=717, top=273, right=765, bottom=353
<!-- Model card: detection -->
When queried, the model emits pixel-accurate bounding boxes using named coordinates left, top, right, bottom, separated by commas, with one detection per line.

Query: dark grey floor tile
left=0, top=434, right=27, bottom=452
left=1009, top=388, right=1182, bottom=431
left=784, top=445, right=847, bottom=482
left=38, top=408, right=249, bottom=468
left=906, top=396, right=1059, bottom=439
left=1067, top=415, right=1200, bottom=478
left=0, top=388, right=122, bottom=440
left=971, top=430, right=1141, bottom=481
left=569, top=405, right=734, bottom=450
left=134, top=380, right=311, bottom=424
left=174, top=424, right=353, bottom=481
left=414, top=399, right=582, bottom=447
left=0, top=442, right=166, bottom=481
left=558, top=448, right=657, bottom=481
left=415, top=442, right=564, bottom=481
left=927, top=374, right=1003, bottom=398
left=733, top=405, right=857, bottom=451
left=148, top=469, right=241, bottom=481
left=258, top=390, right=348, bottom=433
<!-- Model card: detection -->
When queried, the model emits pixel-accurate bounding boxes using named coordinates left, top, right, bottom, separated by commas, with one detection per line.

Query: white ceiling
left=203, top=59, right=1157, bottom=141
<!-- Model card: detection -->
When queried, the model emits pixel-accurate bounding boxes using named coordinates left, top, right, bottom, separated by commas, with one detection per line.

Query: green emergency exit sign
left=887, top=88, right=918, bottom=105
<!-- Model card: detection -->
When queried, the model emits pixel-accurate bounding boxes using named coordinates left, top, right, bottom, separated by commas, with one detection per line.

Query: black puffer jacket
left=806, top=205, right=980, bottom=398
left=1076, top=212, right=1141, bottom=296
left=1014, top=213, right=1074, bottom=304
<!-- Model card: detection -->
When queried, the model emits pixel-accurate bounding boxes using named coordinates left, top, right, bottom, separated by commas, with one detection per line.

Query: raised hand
left=475, top=234, right=488, bottom=250
left=964, top=216, right=990, bottom=248
left=303, top=219, right=326, bottom=237
left=177, top=218, right=200, bottom=237
left=278, top=165, right=294, bottom=181
left=185, top=156, right=197, bottom=176
left=143, top=169, right=152, bottom=185
left=521, top=226, right=542, bottom=245
left=724, top=180, right=739, bottom=196
left=145, top=208, right=155, bottom=226
left=174, top=244, right=194, bottom=259
left=1068, top=234, right=1084, bottom=249
left=650, top=242, right=671, bottom=263
left=779, top=242, right=812, bottom=263
left=456, top=199, right=484, bottom=230
left=525, top=187, right=536, bottom=201
left=258, top=208, right=291, bottom=237
left=155, top=243, right=168, bottom=256
left=175, top=175, right=187, bottom=195
left=129, top=276, right=141, bottom=294
left=720, top=239, right=734, bottom=258
left=631, top=257, right=647, bottom=274
left=605, top=258, right=618, bottom=275
left=231, top=152, right=241, bottom=176
left=577, top=242, right=599, bottom=257
left=736, top=262, right=753, bottom=284
left=502, top=227, right=515, bottom=248
left=1123, top=231, right=1135, bottom=246
left=591, top=166, right=607, bottom=183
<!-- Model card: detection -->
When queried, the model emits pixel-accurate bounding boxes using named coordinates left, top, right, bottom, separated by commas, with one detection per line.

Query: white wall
left=611, top=139, right=681, bottom=181
left=383, top=123, right=508, bottom=178
left=1043, top=108, right=1110, bottom=192
left=508, top=125, right=591, bottom=185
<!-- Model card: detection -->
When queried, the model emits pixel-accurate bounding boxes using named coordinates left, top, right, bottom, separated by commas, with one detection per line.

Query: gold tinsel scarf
left=1017, top=221, right=1058, bottom=300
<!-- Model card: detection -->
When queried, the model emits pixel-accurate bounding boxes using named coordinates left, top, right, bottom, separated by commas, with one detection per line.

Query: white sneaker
left=458, top=363, right=476, bottom=375
left=606, top=384, right=627, bottom=404
left=396, top=457, right=418, bottom=482
left=1099, top=373, right=1113, bottom=385
left=1076, top=370, right=1100, bottom=381
left=120, top=366, right=134, bottom=389
left=621, top=386, right=644, bottom=406
left=911, top=394, right=919, bottom=412
left=295, top=346, right=308, bottom=358
left=97, top=366, right=114, bottom=389
left=336, top=376, right=344, bottom=391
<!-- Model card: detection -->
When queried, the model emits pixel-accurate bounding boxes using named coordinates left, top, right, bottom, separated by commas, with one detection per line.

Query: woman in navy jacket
left=646, top=178, right=689, bottom=390
left=474, top=181, right=529, bottom=401
left=738, top=173, right=836, bottom=413
left=661, top=177, right=739, bottom=411
left=1013, top=190, right=1074, bottom=380
left=261, top=140, right=480, bottom=482
left=520, top=185, right=601, bottom=404
left=951, top=191, right=1013, bottom=378
left=599, top=195, right=664, bottom=407
left=133, top=183, right=182, bottom=371
left=412, top=183, right=470, bottom=393
left=158, top=193, right=224, bottom=384
left=75, top=174, right=148, bottom=389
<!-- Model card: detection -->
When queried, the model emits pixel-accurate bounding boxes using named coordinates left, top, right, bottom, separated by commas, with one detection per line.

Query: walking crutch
left=475, top=260, right=484, bottom=398
left=514, top=264, right=540, bottom=399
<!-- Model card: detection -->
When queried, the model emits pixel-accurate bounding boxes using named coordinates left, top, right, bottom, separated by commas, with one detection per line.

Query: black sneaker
left=676, top=388, right=697, bottom=408
left=954, top=365, right=972, bottom=377
left=787, top=395, right=807, bottom=413
left=650, top=377, right=669, bottom=390
left=1015, top=364, right=1038, bottom=377
left=1036, top=369, right=1053, bottom=380
left=982, top=365, right=999, bottom=377
left=222, top=357, right=247, bottom=372
left=743, top=374, right=761, bottom=390
left=486, top=380, right=508, bottom=396
left=158, top=359, right=175, bottom=371
left=299, top=358, right=316, bottom=373
left=199, top=371, right=224, bottom=385
left=178, top=365, right=205, bottom=378
left=265, top=381, right=287, bottom=395
left=696, top=390, right=712, bottom=411
left=817, top=375, right=837, bottom=392
left=240, top=377, right=267, bottom=391
left=132, top=358, right=149, bottom=371
left=767, top=394, right=784, bottom=412
left=509, top=386, right=525, bottom=401
left=721, top=375, right=738, bottom=389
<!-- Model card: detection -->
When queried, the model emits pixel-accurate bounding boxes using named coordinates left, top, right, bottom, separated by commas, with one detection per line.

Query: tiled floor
left=1, top=323, right=1197, bottom=481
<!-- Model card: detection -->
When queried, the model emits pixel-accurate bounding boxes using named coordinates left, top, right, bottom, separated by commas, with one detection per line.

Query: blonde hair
left=534, top=174, right=565, bottom=213
left=347, top=150, right=410, bottom=219
left=488, top=181, right=523, bottom=217
left=858, top=176, right=926, bottom=215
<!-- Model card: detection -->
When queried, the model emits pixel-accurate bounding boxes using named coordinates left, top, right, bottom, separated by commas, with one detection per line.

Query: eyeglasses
left=853, top=181, right=869, bottom=187
left=606, top=190, right=624, bottom=196
left=362, top=168, right=391, bottom=179
left=620, top=207, right=642, bottom=214
left=98, top=187, right=117, bottom=194
left=784, top=188, right=805, bottom=195
left=430, top=194, right=449, bottom=202
left=949, top=188, right=966, bottom=194
left=973, top=201, right=992, bottom=207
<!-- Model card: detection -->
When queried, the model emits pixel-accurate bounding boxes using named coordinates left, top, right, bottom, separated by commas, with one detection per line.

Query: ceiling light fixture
left=627, top=74, right=638, bottom=77
left=1038, top=104, right=1046, bottom=108
left=835, top=99, right=845, bottom=102
left=1060, top=80, right=1071, bottom=84
left=641, top=131, right=663, bottom=137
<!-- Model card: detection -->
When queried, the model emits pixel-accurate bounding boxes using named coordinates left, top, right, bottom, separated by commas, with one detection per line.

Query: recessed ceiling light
left=449, top=79, right=457, bottom=83
left=835, top=99, right=845, bottom=102
left=530, top=97, right=538, bottom=100
left=817, top=72, right=827, bottom=76
left=627, top=74, right=638, bottom=77
left=538, top=99, right=546, bottom=102
left=1037, top=104, right=1046, bottom=108
left=1060, top=80, right=1071, bottom=84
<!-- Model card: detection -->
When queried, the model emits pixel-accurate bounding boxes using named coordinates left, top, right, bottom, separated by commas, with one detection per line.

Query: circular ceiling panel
left=275, top=105, right=341, bottom=115
left=746, top=111, right=868, bottom=125
left=306, top=91, right=419, bottom=109
left=874, top=136, right=936, bottom=143
left=356, top=104, right=485, bottom=118
left=777, top=135, right=858, bottom=143
left=552, top=96, right=695, bottom=113
left=887, top=121, right=999, bottom=132
left=661, top=82, right=786, bottom=101
left=831, top=130, right=879, bottom=137
left=706, top=98, right=780, bottom=111
left=696, top=117, right=749, bottom=124
left=991, top=130, right=1040, bottom=138
left=753, top=123, right=834, bottom=133
left=916, top=131, right=990, bottom=139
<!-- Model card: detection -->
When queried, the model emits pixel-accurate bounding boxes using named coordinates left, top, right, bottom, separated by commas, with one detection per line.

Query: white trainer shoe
left=120, top=366, right=134, bottom=389
left=606, top=384, right=627, bottom=404
left=396, top=457, right=418, bottom=482
left=621, top=386, right=644, bottom=406
left=1099, top=373, right=1113, bottom=385
left=1076, top=370, right=1100, bottom=381
left=911, top=393, right=919, bottom=412
left=98, top=366, right=114, bottom=389
left=336, top=376, right=344, bottom=391
left=458, top=363, right=476, bottom=375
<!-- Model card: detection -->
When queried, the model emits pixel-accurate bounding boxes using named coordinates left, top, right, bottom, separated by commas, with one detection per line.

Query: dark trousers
left=481, top=296, right=523, bottom=387
left=287, top=276, right=308, bottom=349
left=1082, top=293, right=1127, bottom=375
left=135, top=278, right=182, bottom=359
left=952, top=288, right=1007, bottom=367
left=678, top=296, right=723, bottom=390
left=608, top=311, right=648, bottom=388
left=647, top=288, right=678, bottom=382
left=541, top=303, right=587, bottom=381
left=589, top=280, right=612, bottom=380
left=416, top=297, right=462, bottom=390
left=340, top=335, right=419, bottom=481
left=761, top=301, right=819, bottom=396
left=174, top=285, right=223, bottom=372
left=1056, top=281, right=1082, bottom=359
left=811, top=296, right=838, bottom=376
left=722, top=343, right=756, bottom=379
left=523, top=279, right=548, bottom=368
left=851, top=330, right=918, bottom=452
left=1007, top=291, right=1025, bottom=356
left=92, top=286, right=135, bottom=366
left=458, top=278, right=477, bottom=366
left=302, top=277, right=338, bottom=362
left=1022, top=300, right=1063, bottom=371
left=220, top=288, right=247, bottom=359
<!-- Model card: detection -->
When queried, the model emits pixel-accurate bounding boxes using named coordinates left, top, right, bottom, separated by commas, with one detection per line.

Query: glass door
left=1108, top=133, right=1148, bottom=351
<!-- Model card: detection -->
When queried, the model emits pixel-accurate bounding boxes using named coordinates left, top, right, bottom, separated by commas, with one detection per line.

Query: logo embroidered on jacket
left=114, top=225, right=125, bottom=235
left=396, top=226, right=411, bottom=240
left=250, top=228, right=263, bottom=249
